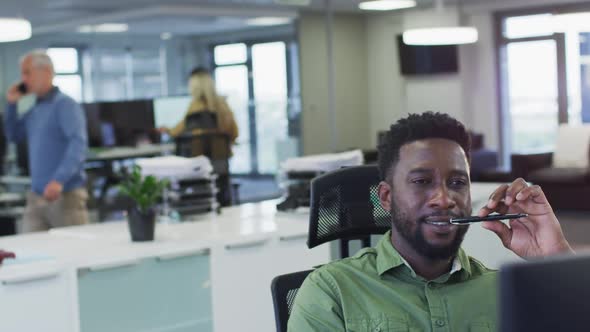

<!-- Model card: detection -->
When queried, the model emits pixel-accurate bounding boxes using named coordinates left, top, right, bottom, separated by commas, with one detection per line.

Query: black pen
left=450, top=213, right=528, bottom=225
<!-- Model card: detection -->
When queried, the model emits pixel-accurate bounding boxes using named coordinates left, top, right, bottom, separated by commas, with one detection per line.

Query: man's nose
left=428, top=184, right=457, bottom=210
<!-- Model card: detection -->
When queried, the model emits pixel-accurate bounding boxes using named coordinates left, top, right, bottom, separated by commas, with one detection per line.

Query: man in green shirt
left=289, top=112, right=573, bottom=331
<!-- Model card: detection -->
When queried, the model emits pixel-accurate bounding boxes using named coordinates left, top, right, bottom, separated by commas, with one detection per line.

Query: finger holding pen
left=477, top=178, right=573, bottom=258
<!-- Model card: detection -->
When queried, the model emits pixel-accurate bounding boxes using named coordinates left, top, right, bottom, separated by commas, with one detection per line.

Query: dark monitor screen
left=396, top=35, right=459, bottom=75
left=83, top=99, right=157, bottom=147
left=500, top=254, right=590, bottom=332
left=82, top=103, right=103, bottom=148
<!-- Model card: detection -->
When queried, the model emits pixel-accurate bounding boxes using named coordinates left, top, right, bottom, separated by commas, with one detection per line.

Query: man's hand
left=43, top=180, right=63, bottom=202
left=0, top=250, right=16, bottom=264
left=6, top=83, right=23, bottom=104
left=478, top=178, right=573, bottom=258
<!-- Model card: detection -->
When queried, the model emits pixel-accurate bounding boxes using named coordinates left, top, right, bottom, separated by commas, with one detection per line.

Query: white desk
left=0, top=193, right=26, bottom=218
left=0, top=202, right=330, bottom=332
left=86, top=144, right=175, bottom=162
left=0, top=184, right=517, bottom=332
left=0, top=176, right=31, bottom=186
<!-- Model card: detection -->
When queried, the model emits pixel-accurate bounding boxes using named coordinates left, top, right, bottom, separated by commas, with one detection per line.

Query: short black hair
left=377, top=111, right=471, bottom=181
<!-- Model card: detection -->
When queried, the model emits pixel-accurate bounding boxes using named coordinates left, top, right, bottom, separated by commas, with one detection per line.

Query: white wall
left=298, top=8, right=500, bottom=153
left=365, top=13, right=405, bottom=146
left=460, top=13, right=500, bottom=150
left=298, top=12, right=370, bottom=155
left=365, top=7, right=499, bottom=150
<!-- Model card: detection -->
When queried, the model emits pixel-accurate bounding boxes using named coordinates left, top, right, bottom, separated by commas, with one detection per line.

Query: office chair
left=308, top=164, right=391, bottom=257
left=175, top=111, right=234, bottom=206
left=185, top=111, right=218, bottom=131
left=271, top=165, right=391, bottom=331
left=270, top=269, right=314, bottom=332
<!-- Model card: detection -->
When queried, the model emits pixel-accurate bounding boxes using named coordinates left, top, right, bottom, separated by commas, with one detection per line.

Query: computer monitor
left=96, top=99, right=158, bottom=146
left=82, top=103, right=105, bottom=148
left=500, top=254, right=590, bottom=332
left=153, top=95, right=191, bottom=129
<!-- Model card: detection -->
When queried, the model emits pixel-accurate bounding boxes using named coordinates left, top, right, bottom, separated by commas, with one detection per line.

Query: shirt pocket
left=346, top=316, right=409, bottom=332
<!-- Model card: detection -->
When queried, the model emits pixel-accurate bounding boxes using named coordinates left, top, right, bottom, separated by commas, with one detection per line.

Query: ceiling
left=0, top=0, right=569, bottom=37
left=3, top=0, right=361, bottom=36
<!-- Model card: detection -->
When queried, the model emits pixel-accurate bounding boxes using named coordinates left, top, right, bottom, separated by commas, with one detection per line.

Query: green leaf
left=118, top=165, right=168, bottom=213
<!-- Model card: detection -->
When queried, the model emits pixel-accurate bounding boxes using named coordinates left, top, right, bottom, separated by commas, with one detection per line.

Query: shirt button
left=374, top=328, right=381, bottom=332
left=428, top=283, right=437, bottom=288
left=436, top=320, right=446, bottom=327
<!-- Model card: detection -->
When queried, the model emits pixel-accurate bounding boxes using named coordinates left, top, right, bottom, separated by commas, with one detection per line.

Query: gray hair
left=20, top=49, right=54, bottom=73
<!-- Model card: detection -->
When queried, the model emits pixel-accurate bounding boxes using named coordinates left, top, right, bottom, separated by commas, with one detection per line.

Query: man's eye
left=412, top=178, right=430, bottom=185
left=450, top=179, right=468, bottom=187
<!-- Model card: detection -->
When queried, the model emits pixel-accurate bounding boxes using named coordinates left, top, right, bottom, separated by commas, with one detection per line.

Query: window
left=503, top=14, right=554, bottom=39
left=252, top=42, right=289, bottom=174
left=83, top=47, right=166, bottom=102
left=214, top=43, right=247, bottom=65
left=214, top=43, right=252, bottom=174
left=497, top=8, right=590, bottom=162
left=47, top=48, right=83, bottom=102
left=505, top=40, right=559, bottom=153
left=214, top=40, right=300, bottom=175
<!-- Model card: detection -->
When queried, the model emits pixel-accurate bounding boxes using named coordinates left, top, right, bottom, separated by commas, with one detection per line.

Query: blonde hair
left=189, top=72, right=221, bottom=112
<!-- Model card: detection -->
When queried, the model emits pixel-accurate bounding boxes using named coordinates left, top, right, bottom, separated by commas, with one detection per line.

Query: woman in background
left=167, top=67, right=239, bottom=156
left=165, top=67, right=239, bottom=206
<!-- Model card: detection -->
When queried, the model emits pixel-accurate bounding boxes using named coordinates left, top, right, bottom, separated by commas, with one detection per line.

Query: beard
left=390, top=202, right=469, bottom=260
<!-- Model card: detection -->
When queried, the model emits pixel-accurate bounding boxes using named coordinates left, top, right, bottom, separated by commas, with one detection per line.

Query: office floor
left=234, top=175, right=283, bottom=204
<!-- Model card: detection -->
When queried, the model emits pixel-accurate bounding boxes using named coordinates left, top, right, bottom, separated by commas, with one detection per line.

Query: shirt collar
left=376, top=230, right=472, bottom=279
left=36, top=86, right=59, bottom=103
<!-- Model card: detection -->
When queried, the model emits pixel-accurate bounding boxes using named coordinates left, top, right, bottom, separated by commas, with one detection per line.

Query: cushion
left=552, top=125, right=590, bottom=168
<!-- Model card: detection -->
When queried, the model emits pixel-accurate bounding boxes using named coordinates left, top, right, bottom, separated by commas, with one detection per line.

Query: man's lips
left=424, top=216, right=454, bottom=225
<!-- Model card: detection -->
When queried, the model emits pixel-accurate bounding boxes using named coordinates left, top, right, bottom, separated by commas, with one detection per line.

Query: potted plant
left=119, top=165, right=168, bottom=242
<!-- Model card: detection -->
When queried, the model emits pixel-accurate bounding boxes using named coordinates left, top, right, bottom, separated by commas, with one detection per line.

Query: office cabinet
left=211, top=234, right=275, bottom=332
left=273, top=218, right=332, bottom=274
left=77, top=250, right=212, bottom=332
left=0, top=264, right=73, bottom=332
left=210, top=229, right=331, bottom=332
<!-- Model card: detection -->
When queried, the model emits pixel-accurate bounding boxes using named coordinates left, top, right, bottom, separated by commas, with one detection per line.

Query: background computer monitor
left=82, top=102, right=104, bottom=148
left=500, top=254, right=590, bottom=332
left=83, top=99, right=156, bottom=147
left=153, top=95, right=191, bottom=130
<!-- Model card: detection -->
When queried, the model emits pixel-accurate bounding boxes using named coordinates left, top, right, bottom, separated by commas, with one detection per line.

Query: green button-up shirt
left=288, top=231, right=498, bottom=331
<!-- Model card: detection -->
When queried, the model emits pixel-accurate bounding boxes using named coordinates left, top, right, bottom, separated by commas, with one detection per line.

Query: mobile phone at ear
left=17, top=82, right=27, bottom=94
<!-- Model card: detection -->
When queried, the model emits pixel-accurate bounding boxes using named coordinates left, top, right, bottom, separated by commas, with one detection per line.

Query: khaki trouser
left=21, top=188, right=90, bottom=232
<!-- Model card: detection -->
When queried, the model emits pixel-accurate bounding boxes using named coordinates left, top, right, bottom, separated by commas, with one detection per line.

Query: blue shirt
left=4, top=87, right=87, bottom=194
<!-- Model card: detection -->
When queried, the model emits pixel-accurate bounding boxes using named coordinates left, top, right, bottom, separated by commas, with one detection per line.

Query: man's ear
left=378, top=181, right=392, bottom=211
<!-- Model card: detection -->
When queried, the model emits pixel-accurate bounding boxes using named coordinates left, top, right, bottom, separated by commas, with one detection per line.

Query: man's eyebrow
left=450, top=170, right=470, bottom=178
left=407, top=168, right=470, bottom=178
left=408, top=168, right=433, bottom=175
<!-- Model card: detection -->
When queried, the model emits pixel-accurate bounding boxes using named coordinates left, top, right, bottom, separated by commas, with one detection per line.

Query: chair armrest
left=510, top=152, right=553, bottom=179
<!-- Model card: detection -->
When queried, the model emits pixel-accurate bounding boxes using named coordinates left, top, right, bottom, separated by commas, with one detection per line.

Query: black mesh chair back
left=308, top=165, right=391, bottom=257
left=174, top=133, right=232, bottom=206
left=185, top=111, right=218, bottom=130
left=174, top=132, right=230, bottom=160
left=271, top=269, right=313, bottom=332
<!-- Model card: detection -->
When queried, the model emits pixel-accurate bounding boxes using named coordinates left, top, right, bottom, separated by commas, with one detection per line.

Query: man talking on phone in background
left=4, top=49, right=89, bottom=232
